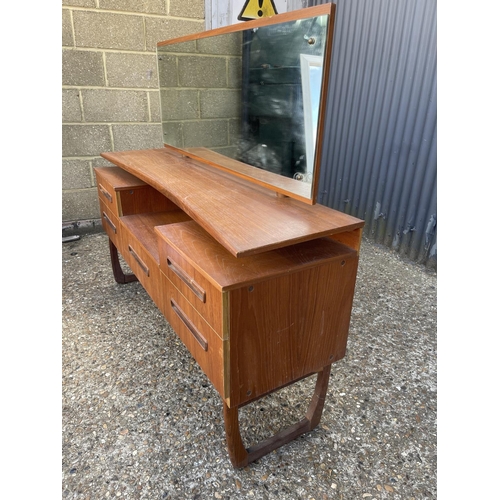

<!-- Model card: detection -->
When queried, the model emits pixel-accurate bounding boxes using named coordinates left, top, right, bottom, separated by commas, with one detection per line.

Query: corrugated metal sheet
left=312, top=0, right=437, bottom=268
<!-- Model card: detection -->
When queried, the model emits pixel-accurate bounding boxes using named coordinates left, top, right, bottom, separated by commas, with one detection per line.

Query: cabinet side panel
left=119, top=187, right=180, bottom=215
left=328, top=228, right=363, bottom=253
left=228, top=255, right=358, bottom=407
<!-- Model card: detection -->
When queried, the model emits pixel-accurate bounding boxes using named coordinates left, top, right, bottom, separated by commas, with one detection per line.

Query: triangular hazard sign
left=237, top=0, right=279, bottom=21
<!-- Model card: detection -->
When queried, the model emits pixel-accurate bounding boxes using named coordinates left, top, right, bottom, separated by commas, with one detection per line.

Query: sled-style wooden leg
left=223, top=365, right=332, bottom=468
left=108, top=239, right=138, bottom=284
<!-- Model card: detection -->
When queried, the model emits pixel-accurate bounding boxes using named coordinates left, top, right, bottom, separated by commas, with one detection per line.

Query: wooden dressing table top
left=101, top=148, right=364, bottom=258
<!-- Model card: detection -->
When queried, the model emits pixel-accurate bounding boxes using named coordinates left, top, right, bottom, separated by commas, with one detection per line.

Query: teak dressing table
left=95, top=5, right=365, bottom=468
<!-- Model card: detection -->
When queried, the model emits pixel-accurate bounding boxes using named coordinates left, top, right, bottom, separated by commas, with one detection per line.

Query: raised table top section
left=156, top=220, right=357, bottom=291
left=101, top=148, right=364, bottom=258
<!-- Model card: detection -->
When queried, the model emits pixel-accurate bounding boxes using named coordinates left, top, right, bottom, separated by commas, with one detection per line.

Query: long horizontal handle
left=170, top=299, right=208, bottom=351
left=128, top=245, right=149, bottom=277
left=102, top=211, right=116, bottom=233
left=167, top=258, right=206, bottom=303
left=98, top=183, right=112, bottom=203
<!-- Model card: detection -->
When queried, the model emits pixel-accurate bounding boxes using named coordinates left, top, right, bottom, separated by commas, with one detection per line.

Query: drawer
left=162, top=273, right=225, bottom=398
left=99, top=201, right=120, bottom=248
left=119, top=223, right=163, bottom=310
left=95, top=166, right=175, bottom=217
left=97, top=177, right=119, bottom=216
left=159, top=240, right=224, bottom=335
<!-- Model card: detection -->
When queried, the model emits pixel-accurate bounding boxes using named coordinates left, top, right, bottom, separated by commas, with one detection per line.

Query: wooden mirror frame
left=156, top=4, right=336, bottom=205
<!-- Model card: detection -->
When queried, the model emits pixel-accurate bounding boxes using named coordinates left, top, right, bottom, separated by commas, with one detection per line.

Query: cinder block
left=62, top=9, right=74, bottom=46
left=82, top=89, right=149, bottom=122
left=228, top=57, right=242, bottom=88
left=63, top=159, right=93, bottom=189
left=63, top=0, right=95, bottom=6
left=196, top=32, right=242, bottom=56
left=149, top=91, right=161, bottom=122
left=100, top=0, right=166, bottom=14
left=178, top=55, right=226, bottom=88
left=62, top=189, right=100, bottom=221
left=112, top=124, right=164, bottom=151
left=145, top=18, right=203, bottom=51
left=63, top=125, right=112, bottom=157
left=63, top=89, right=82, bottom=123
left=200, top=89, right=240, bottom=119
left=228, top=118, right=242, bottom=146
left=157, top=54, right=179, bottom=88
left=212, top=145, right=240, bottom=160
left=182, top=120, right=228, bottom=148
left=169, top=0, right=204, bottom=19
left=62, top=0, right=207, bottom=224
left=160, top=89, right=200, bottom=121
left=62, top=50, right=105, bottom=86
left=161, top=122, right=183, bottom=147
left=106, top=53, right=159, bottom=88
left=91, top=157, right=115, bottom=175
left=157, top=40, right=197, bottom=54
left=73, top=11, right=144, bottom=50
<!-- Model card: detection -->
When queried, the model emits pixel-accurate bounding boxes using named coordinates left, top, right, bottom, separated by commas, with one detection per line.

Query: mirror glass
left=157, top=7, right=333, bottom=203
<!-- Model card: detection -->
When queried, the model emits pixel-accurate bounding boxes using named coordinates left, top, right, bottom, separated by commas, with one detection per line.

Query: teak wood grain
left=157, top=4, right=334, bottom=48
left=223, top=365, right=331, bottom=468
left=161, top=272, right=226, bottom=397
left=228, top=253, right=358, bottom=407
left=155, top=219, right=358, bottom=408
left=119, top=211, right=192, bottom=310
left=95, top=79, right=366, bottom=465
left=101, top=148, right=364, bottom=258
left=95, top=166, right=179, bottom=217
left=157, top=231, right=225, bottom=336
left=155, top=220, right=357, bottom=291
left=95, top=166, right=147, bottom=191
left=156, top=3, right=336, bottom=204
left=181, top=147, right=312, bottom=203
left=120, top=212, right=192, bottom=264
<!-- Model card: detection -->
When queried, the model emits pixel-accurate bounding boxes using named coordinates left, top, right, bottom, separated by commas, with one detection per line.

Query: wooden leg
left=108, top=239, right=138, bottom=284
left=223, top=365, right=332, bottom=468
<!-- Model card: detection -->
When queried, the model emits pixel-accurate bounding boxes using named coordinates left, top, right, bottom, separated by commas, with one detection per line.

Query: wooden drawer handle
left=98, top=183, right=113, bottom=203
left=167, top=258, right=206, bottom=303
left=102, top=211, right=116, bottom=233
left=128, top=245, right=149, bottom=277
left=170, top=299, right=208, bottom=351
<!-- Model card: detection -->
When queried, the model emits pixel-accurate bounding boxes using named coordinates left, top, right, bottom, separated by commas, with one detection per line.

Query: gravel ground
left=62, top=232, right=437, bottom=499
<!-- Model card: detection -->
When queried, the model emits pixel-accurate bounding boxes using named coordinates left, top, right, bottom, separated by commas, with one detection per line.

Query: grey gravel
left=62, top=232, right=436, bottom=499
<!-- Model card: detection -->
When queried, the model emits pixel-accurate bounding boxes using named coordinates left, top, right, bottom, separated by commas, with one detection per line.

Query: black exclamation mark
left=258, top=0, right=263, bottom=17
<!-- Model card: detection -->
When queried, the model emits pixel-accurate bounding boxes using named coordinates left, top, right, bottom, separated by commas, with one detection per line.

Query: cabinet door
left=227, top=255, right=359, bottom=406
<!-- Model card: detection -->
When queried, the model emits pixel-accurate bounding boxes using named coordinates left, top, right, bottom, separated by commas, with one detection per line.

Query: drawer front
left=162, top=273, right=225, bottom=398
left=119, top=225, right=163, bottom=310
left=95, top=167, right=172, bottom=217
left=159, top=242, right=223, bottom=335
left=99, top=200, right=120, bottom=248
left=96, top=176, right=119, bottom=216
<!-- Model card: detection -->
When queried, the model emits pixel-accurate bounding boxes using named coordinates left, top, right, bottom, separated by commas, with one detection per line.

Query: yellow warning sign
left=237, top=0, right=278, bottom=21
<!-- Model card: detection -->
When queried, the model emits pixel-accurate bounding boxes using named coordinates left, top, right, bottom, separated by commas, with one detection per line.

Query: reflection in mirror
left=157, top=6, right=334, bottom=203
left=300, top=54, right=323, bottom=182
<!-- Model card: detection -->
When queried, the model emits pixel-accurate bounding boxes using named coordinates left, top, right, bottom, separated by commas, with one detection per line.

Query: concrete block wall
left=158, top=31, right=242, bottom=159
left=62, top=0, right=205, bottom=224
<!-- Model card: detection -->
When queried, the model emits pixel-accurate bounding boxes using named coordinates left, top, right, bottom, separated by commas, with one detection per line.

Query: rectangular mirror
left=157, top=4, right=335, bottom=204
